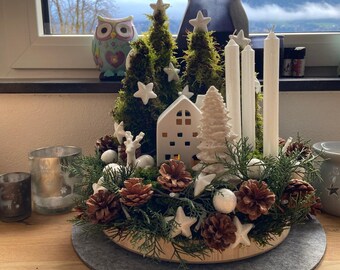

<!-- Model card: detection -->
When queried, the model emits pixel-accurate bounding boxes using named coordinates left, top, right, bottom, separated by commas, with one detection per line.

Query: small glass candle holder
left=29, top=146, right=82, bottom=215
left=0, top=172, right=31, bottom=222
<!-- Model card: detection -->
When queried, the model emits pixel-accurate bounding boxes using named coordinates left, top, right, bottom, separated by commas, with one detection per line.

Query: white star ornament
left=133, top=81, right=157, bottom=105
left=166, top=206, right=197, bottom=238
left=114, top=121, right=126, bottom=144
left=179, top=85, right=194, bottom=99
left=229, top=29, right=251, bottom=49
left=164, top=62, right=180, bottom=82
left=230, top=216, right=254, bottom=249
left=194, top=173, right=216, bottom=197
left=150, top=0, right=170, bottom=15
left=189, top=10, right=211, bottom=32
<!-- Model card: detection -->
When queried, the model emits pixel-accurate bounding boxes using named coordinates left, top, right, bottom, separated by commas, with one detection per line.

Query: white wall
left=0, top=94, right=116, bottom=173
left=1, top=91, right=340, bottom=173
left=279, top=91, right=340, bottom=143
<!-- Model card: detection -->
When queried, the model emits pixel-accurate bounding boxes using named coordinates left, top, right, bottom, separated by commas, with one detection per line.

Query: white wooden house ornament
left=157, top=95, right=201, bottom=168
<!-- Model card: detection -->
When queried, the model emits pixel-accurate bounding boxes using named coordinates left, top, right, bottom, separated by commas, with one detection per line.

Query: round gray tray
left=72, top=217, right=326, bottom=270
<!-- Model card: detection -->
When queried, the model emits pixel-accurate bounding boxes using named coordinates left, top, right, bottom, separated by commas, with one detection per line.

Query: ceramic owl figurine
left=92, top=15, right=138, bottom=80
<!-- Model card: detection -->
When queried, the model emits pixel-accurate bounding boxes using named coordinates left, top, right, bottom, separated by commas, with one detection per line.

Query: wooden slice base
left=104, top=227, right=290, bottom=264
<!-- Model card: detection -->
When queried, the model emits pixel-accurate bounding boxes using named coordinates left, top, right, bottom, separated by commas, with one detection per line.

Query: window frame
left=1, top=0, right=340, bottom=79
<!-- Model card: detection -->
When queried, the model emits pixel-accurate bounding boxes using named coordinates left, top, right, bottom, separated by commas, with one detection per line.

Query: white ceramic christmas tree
left=194, top=86, right=236, bottom=174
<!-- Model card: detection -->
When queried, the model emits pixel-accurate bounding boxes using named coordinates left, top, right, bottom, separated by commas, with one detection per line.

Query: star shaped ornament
left=179, top=85, right=194, bottom=99
left=189, top=10, right=211, bottom=32
left=229, top=29, right=251, bottom=49
left=114, top=121, right=126, bottom=144
left=164, top=63, right=180, bottom=82
left=194, top=173, right=216, bottom=197
left=133, top=82, right=157, bottom=105
left=327, top=184, right=339, bottom=196
left=150, top=0, right=170, bottom=15
left=230, top=216, right=254, bottom=249
left=166, top=207, right=197, bottom=238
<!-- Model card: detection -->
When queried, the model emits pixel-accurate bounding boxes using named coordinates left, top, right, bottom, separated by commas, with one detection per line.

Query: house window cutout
left=192, top=132, right=198, bottom=137
left=165, top=154, right=171, bottom=160
left=185, top=110, right=191, bottom=117
left=177, top=132, right=183, bottom=137
left=185, top=119, right=191, bottom=125
left=170, top=141, right=175, bottom=146
left=173, top=154, right=180, bottom=160
left=176, top=111, right=182, bottom=117
left=176, top=119, right=182, bottom=125
left=185, top=141, right=190, bottom=146
left=162, top=132, right=168, bottom=137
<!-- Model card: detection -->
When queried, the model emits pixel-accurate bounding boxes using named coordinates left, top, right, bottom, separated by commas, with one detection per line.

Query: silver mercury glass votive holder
left=29, top=146, right=82, bottom=215
left=0, top=172, right=31, bottom=222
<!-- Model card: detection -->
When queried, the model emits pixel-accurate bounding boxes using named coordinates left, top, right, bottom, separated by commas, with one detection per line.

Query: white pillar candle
left=263, top=31, right=280, bottom=157
left=225, top=39, right=241, bottom=140
left=241, top=45, right=256, bottom=149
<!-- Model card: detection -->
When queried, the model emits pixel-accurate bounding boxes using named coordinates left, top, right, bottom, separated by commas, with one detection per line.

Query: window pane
left=46, top=0, right=186, bottom=34
left=243, top=0, right=340, bottom=33
left=45, top=0, right=340, bottom=34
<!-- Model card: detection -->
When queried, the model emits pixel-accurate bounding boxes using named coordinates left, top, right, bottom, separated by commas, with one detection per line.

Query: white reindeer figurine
left=124, top=131, right=145, bottom=167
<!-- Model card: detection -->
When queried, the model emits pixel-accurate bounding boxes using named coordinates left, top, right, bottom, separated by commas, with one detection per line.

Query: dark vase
left=176, top=0, right=249, bottom=55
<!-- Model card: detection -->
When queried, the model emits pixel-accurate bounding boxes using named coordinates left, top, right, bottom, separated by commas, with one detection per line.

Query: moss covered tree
left=182, top=11, right=223, bottom=100
left=113, top=38, right=164, bottom=155
left=148, top=0, right=180, bottom=106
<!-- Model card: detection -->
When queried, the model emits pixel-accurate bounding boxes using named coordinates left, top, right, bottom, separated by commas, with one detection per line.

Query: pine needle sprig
left=101, top=164, right=135, bottom=195
left=68, top=154, right=105, bottom=198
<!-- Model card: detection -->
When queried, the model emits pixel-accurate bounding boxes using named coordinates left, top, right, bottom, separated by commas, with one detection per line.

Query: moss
left=148, top=9, right=180, bottom=106
left=182, top=31, right=224, bottom=99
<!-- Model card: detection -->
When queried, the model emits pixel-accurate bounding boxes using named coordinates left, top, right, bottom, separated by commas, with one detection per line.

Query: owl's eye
left=96, top=23, right=112, bottom=40
left=115, top=22, right=133, bottom=38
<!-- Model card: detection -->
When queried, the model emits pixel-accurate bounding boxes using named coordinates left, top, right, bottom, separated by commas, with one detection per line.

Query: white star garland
left=178, top=85, right=194, bottom=99
left=229, top=29, right=251, bottom=50
left=189, top=10, right=211, bottom=32
left=114, top=121, right=126, bottom=144
left=163, top=62, right=180, bottom=82
left=150, top=0, right=170, bottom=15
left=230, top=216, right=254, bottom=249
left=165, top=206, right=197, bottom=239
left=133, top=81, right=157, bottom=105
left=194, top=173, right=216, bottom=197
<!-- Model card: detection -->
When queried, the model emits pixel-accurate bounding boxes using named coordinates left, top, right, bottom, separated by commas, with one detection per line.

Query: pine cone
left=86, top=190, right=121, bottom=224
left=286, top=141, right=312, bottom=160
left=201, top=213, right=236, bottom=251
left=235, top=179, right=275, bottom=221
left=96, top=135, right=118, bottom=154
left=310, top=196, right=322, bottom=216
left=281, top=179, right=317, bottom=209
left=279, top=137, right=286, bottom=146
left=157, top=159, right=192, bottom=193
left=120, top=178, right=153, bottom=207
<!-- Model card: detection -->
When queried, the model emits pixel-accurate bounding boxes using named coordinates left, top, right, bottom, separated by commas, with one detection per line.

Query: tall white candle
left=263, top=31, right=280, bottom=157
left=225, top=39, right=241, bottom=140
left=241, top=45, right=256, bottom=149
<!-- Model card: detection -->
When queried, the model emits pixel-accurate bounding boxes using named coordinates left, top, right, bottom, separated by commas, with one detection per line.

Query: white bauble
left=103, top=163, right=121, bottom=174
left=92, top=182, right=107, bottom=194
left=135, top=155, right=155, bottom=169
left=101, top=150, right=118, bottom=164
left=247, top=158, right=265, bottom=179
left=213, top=188, right=237, bottom=214
left=291, top=162, right=306, bottom=180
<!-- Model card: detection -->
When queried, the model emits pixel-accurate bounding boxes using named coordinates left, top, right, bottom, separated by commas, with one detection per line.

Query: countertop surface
left=0, top=212, right=340, bottom=270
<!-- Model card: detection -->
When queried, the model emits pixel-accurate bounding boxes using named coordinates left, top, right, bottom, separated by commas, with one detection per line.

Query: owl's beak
left=111, top=32, right=116, bottom=39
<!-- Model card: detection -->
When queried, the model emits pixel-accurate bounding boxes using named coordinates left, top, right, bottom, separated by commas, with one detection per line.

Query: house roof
left=157, top=95, right=201, bottom=124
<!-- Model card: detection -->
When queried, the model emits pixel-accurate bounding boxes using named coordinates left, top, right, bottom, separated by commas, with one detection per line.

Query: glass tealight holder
left=0, top=172, right=31, bottom=222
left=29, top=146, right=82, bottom=215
